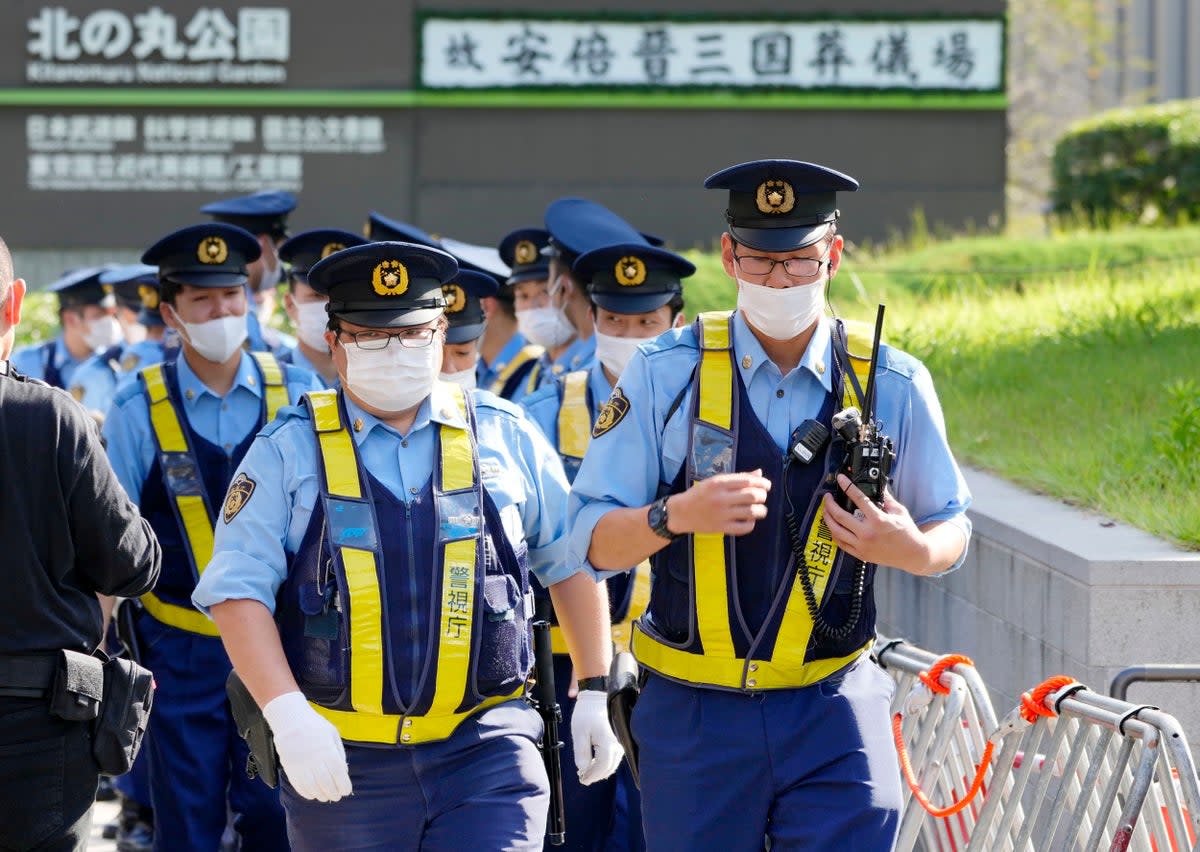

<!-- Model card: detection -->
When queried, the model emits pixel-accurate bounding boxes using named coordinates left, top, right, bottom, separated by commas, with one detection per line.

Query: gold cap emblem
left=514, top=240, right=538, bottom=265
left=371, top=260, right=409, bottom=297
left=442, top=283, right=466, bottom=314
left=615, top=256, right=647, bottom=287
left=198, top=236, right=229, bottom=264
left=756, top=180, right=795, bottom=215
left=320, top=242, right=345, bottom=259
left=138, top=284, right=159, bottom=310
left=101, top=283, right=114, bottom=295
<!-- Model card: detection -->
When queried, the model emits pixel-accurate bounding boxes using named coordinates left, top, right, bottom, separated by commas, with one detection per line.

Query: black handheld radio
left=832, top=304, right=895, bottom=511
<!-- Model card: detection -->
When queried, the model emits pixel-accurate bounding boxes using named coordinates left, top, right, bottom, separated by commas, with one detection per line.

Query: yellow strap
left=693, top=312, right=736, bottom=660
left=307, top=391, right=362, bottom=499
left=841, top=319, right=876, bottom=410
left=488, top=344, right=545, bottom=395
left=438, top=382, right=475, bottom=492
left=343, top=547, right=385, bottom=715
left=632, top=624, right=869, bottom=690
left=427, top=539, right=477, bottom=716
left=311, top=688, right=522, bottom=746
left=249, top=351, right=288, bottom=422
left=141, top=365, right=218, bottom=634
left=141, top=590, right=220, bottom=636
left=525, top=361, right=542, bottom=395
left=557, top=370, right=591, bottom=462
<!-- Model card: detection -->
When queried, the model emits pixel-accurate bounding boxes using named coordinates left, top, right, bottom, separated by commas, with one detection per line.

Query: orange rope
left=1020, top=675, right=1077, bottom=723
left=894, top=672, right=1078, bottom=819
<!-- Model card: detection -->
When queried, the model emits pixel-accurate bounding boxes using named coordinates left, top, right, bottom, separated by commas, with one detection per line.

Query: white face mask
left=294, top=300, right=330, bottom=353
left=736, top=277, right=826, bottom=341
left=119, top=317, right=147, bottom=345
left=440, top=367, right=477, bottom=391
left=594, top=331, right=645, bottom=380
left=342, top=337, right=440, bottom=413
left=517, top=307, right=575, bottom=349
left=170, top=307, right=248, bottom=364
left=83, top=315, right=123, bottom=352
left=260, top=253, right=281, bottom=292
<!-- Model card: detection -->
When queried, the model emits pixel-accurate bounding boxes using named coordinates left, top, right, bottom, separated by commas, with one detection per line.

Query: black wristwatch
left=577, top=676, right=609, bottom=692
left=647, top=496, right=679, bottom=541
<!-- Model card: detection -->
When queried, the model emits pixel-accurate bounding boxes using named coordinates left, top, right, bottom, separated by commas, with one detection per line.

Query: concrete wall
left=876, top=465, right=1200, bottom=741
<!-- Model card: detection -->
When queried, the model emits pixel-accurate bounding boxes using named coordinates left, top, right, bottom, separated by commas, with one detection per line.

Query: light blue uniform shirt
left=516, top=334, right=595, bottom=405
left=102, top=349, right=320, bottom=504
left=68, top=338, right=169, bottom=415
left=193, top=383, right=576, bottom=614
left=568, top=313, right=972, bottom=577
left=10, top=336, right=86, bottom=387
left=476, top=332, right=529, bottom=391
left=521, top=360, right=613, bottom=468
left=281, top=344, right=338, bottom=389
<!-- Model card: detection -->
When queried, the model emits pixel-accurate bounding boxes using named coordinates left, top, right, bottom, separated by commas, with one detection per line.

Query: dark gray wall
left=2, top=0, right=1006, bottom=253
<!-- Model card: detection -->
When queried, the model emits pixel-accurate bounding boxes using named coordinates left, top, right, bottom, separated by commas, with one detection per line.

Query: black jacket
left=0, top=360, right=160, bottom=654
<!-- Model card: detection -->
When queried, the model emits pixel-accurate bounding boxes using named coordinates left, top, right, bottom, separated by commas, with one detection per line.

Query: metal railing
left=878, top=635, right=1200, bottom=852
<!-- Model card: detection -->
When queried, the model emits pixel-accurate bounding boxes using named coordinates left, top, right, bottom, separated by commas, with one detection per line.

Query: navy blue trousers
left=631, top=657, right=902, bottom=852
left=281, top=700, right=548, bottom=851
left=136, top=612, right=289, bottom=852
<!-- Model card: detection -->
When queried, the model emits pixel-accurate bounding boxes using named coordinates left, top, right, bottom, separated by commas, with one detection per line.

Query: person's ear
left=4, top=279, right=26, bottom=326
left=673, top=311, right=687, bottom=329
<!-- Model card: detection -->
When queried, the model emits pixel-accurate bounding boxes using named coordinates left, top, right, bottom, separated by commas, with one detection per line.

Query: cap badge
left=371, top=260, right=409, bottom=297
left=442, top=283, right=466, bottom=314
left=514, top=240, right=538, bottom=265
left=198, top=236, right=229, bottom=264
left=138, top=284, right=160, bottom=310
left=756, top=179, right=795, bottom=215
left=615, top=256, right=647, bottom=287
left=320, top=242, right=345, bottom=259
left=101, top=284, right=114, bottom=295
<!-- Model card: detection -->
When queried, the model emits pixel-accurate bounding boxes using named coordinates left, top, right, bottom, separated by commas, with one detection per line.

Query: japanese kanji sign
left=25, top=6, right=291, bottom=85
left=420, top=16, right=1003, bottom=92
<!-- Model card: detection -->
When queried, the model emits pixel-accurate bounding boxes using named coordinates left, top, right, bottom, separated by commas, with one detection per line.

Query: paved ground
left=88, top=799, right=120, bottom=851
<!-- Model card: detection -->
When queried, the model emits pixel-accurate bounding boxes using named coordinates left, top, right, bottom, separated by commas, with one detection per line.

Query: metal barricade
left=878, top=634, right=1200, bottom=852
left=877, top=635, right=1011, bottom=852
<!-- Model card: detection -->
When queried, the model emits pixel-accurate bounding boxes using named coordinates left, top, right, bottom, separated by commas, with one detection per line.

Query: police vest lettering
left=279, top=385, right=530, bottom=746
left=630, top=311, right=876, bottom=690
left=138, top=351, right=287, bottom=636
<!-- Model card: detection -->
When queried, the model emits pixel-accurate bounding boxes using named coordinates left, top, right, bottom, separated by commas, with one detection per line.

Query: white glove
left=262, top=691, right=353, bottom=803
left=571, top=689, right=623, bottom=786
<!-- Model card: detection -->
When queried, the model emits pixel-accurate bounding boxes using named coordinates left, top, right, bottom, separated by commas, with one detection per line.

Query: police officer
left=201, top=190, right=298, bottom=353
left=520, top=242, right=692, bottom=852
left=482, top=228, right=549, bottom=399
left=516, top=199, right=652, bottom=400
left=103, top=223, right=319, bottom=852
left=68, top=264, right=176, bottom=417
left=11, top=265, right=123, bottom=389
left=568, top=160, right=973, bottom=851
left=278, top=228, right=369, bottom=388
left=192, top=241, right=622, bottom=850
left=0, top=235, right=160, bottom=851
left=438, top=268, right=498, bottom=389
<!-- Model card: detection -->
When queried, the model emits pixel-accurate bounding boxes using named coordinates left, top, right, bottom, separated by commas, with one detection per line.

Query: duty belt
left=0, top=654, right=57, bottom=698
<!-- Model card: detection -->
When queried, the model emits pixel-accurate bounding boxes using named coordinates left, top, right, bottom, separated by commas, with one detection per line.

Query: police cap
left=141, top=223, right=262, bottom=288
left=364, top=212, right=443, bottom=248
left=703, top=159, right=859, bottom=252
left=279, top=229, right=368, bottom=282
left=498, top=228, right=551, bottom=286
left=200, top=190, right=297, bottom=239
left=307, top=241, right=457, bottom=329
left=543, top=198, right=649, bottom=268
left=442, top=270, right=498, bottom=344
left=574, top=243, right=694, bottom=314
left=100, top=263, right=163, bottom=327
left=47, top=266, right=117, bottom=311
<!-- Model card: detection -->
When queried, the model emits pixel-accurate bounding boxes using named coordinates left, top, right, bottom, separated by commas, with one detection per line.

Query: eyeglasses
left=338, top=327, right=437, bottom=350
left=732, top=250, right=830, bottom=279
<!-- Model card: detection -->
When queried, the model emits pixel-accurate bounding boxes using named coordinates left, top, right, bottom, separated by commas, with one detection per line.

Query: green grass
left=14, top=227, right=1200, bottom=549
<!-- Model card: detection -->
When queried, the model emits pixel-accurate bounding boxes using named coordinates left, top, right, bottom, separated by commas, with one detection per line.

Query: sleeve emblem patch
left=592, top=387, right=630, bottom=438
left=223, top=472, right=257, bottom=524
